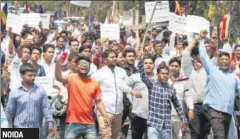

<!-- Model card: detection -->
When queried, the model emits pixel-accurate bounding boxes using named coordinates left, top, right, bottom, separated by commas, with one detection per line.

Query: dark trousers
left=121, top=105, right=131, bottom=138
left=131, top=116, right=147, bottom=139
left=208, top=107, right=232, bottom=139
left=189, top=104, right=211, bottom=139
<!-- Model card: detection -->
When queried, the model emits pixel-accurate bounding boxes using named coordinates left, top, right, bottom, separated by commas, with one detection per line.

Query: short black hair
left=19, top=46, right=31, bottom=54
left=56, top=36, right=65, bottom=41
left=68, top=52, right=78, bottom=61
left=21, top=30, right=31, bottom=39
left=20, top=63, right=35, bottom=75
left=218, top=51, right=230, bottom=58
left=79, top=44, right=91, bottom=53
left=152, top=40, right=165, bottom=48
left=191, top=46, right=199, bottom=56
left=169, top=57, right=181, bottom=67
left=42, top=44, right=55, bottom=53
left=75, top=53, right=91, bottom=64
left=157, top=62, right=169, bottom=74
left=101, top=50, right=115, bottom=58
left=143, top=54, right=154, bottom=62
left=60, top=31, right=68, bottom=36
left=30, top=46, right=42, bottom=55
left=122, top=48, right=136, bottom=57
left=69, top=39, right=79, bottom=46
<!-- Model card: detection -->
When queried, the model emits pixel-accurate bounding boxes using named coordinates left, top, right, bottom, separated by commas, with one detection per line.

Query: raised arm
left=198, top=30, right=213, bottom=74
left=138, top=61, right=153, bottom=91
left=55, top=54, right=68, bottom=85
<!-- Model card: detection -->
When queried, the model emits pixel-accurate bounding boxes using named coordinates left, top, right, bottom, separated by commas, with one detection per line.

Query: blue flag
left=39, top=5, right=44, bottom=13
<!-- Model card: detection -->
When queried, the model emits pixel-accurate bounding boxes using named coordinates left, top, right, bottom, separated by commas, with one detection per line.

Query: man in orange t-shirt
left=55, top=53, right=109, bottom=139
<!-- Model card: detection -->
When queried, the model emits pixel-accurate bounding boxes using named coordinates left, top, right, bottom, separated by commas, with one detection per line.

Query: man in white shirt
left=93, top=50, right=141, bottom=139
left=9, top=46, right=30, bottom=90
left=38, top=44, right=56, bottom=96
left=152, top=40, right=170, bottom=73
left=223, top=34, right=236, bottom=55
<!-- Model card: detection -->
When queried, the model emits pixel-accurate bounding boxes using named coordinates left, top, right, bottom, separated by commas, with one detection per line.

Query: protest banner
left=20, top=13, right=41, bottom=29
left=187, top=15, right=210, bottom=37
left=35, top=77, right=53, bottom=92
left=6, top=13, right=25, bottom=35
left=40, top=14, right=51, bottom=29
left=70, top=1, right=91, bottom=7
left=100, top=24, right=120, bottom=40
left=168, top=12, right=188, bottom=35
left=145, top=1, right=170, bottom=23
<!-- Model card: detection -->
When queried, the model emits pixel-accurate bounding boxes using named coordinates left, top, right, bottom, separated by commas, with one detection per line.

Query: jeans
left=147, top=127, right=171, bottom=139
left=64, top=123, right=97, bottom=139
left=188, top=104, right=211, bottom=139
left=208, top=107, right=232, bottom=139
left=131, top=116, right=147, bottom=139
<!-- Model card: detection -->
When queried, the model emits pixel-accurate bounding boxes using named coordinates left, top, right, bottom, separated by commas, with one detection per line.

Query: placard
left=40, top=14, right=51, bottom=29
left=6, top=13, right=25, bottom=35
left=145, top=1, right=170, bottom=23
left=187, top=15, right=210, bottom=38
left=100, top=24, right=120, bottom=40
left=20, top=13, right=41, bottom=29
left=35, top=77, right=53, bottom=93
left=70, top=1, right=91, bottom=7
left=168, top=12, right=187, bottom=35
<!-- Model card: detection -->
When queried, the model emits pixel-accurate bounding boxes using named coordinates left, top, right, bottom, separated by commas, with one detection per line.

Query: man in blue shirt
left=5, top=63, right=55, bottom=137
left=196, top=30, right=240, bottom=139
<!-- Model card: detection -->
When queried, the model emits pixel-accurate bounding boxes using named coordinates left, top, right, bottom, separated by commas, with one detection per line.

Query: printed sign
left=6, top=13, right=25, bottom=35
left=40, top=14, right=51, bottom=29
left=70, top=1, right=91, bottom=7
left=168, top=12, right=188, bottom=35
left=145, top=1, right=170, bottom=23
left=100, top=24, right=120, bottom=40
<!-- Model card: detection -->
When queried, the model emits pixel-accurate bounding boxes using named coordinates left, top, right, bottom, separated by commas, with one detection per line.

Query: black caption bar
left=1, top=128, right=39, bottom=139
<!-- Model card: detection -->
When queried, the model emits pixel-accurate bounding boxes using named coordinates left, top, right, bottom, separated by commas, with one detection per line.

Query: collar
left=122, top=64, right=138, bottom=75
left=170, top=74, right=189, bottom=82
left=18, top=83, right=38, bottom=92
left=218, top=67, right=232, bottom=73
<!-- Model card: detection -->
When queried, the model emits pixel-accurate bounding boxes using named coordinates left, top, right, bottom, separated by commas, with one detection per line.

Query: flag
left=208, top=4, right=215, bottom=18
left=87, top=15, right=94, bottom=31
left=175, top=0, right=181, bottom=15
left=39, top=4, right=44, bottom=13
left=24, top=0, right=29, bottom=13
left=53, top=10, right=59, bottom=20
left=1, top=2, right=8, bottom=25
left=219, top=9, right=233, bottom=42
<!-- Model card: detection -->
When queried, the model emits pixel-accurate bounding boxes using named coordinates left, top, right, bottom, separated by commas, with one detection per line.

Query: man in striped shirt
left=5, top=63, right=55, bottom=137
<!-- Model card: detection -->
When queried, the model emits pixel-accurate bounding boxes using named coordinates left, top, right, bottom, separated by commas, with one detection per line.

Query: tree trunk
left=190, top=1, right=198, bottom=15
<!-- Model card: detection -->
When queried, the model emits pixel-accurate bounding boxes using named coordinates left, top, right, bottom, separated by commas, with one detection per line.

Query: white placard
left=187, top=15, right=210, bottom=38
left=70, top=1, right=91, bottom=7
left=35, top=77, right=53, bottom=92
left=40, top=14, right=50, bottom=29
left=145, top=1, right=170, bottom=23
left=168, top=12, right=188, bottom=35
left=100, top=24, right=120, bottom=41
left=6, top=13, right=25, bottom=35
left=20, top=13, right=41, bottom=28
left=122, top=16, right=133, bottom=26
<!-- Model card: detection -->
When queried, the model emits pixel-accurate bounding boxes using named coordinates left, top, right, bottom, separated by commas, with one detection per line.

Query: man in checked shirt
left=138, top=60, right=187, bottom=139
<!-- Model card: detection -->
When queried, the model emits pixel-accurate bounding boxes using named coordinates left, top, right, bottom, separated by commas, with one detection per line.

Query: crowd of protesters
left=1, top=14, right=240, bottom=139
